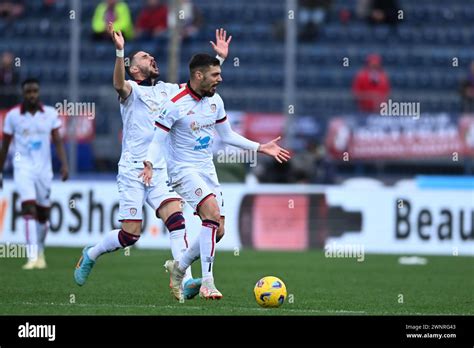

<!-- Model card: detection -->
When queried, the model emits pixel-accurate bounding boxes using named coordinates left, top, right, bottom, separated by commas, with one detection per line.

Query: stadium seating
left=1, top=0, right=471, bottom=171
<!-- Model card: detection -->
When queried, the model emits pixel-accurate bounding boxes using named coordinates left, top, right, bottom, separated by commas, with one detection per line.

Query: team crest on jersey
left=210, top=104, right=216, bottom=113
left=195, top=188, right=202, bottom=197
left=190, top=121, right=200, bottom=132
left=130, top=208, right=137, bottom=216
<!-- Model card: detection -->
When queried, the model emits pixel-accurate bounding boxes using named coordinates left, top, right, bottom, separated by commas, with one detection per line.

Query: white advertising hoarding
left=0, top=179, right=472, bottom=255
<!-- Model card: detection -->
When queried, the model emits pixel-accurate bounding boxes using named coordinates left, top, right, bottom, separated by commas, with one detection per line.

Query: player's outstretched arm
left=210, top=28, right=232, bottom=61
left=0, top=134, right=12, bottom=189
left=216, top=120, right=291, bottom=163
left=107, top=22, right=131, bottom=99
left=51, top=128, right=69, bottom=181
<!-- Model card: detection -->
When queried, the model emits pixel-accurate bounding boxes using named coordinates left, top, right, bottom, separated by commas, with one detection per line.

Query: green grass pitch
left=0, top=247, right=472, bottom=315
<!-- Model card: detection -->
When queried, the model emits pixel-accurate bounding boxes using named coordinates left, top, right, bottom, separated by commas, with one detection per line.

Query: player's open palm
left=138, top=161, right=153, bottom=186
left=107, top=22, right=124, bottom=50
left=259, top=136, right=291, bottom=163
left=210, top=28, right=232, bottom=59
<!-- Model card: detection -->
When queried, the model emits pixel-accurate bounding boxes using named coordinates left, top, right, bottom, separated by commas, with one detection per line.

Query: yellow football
left=254, top=276, right=287, bottom=308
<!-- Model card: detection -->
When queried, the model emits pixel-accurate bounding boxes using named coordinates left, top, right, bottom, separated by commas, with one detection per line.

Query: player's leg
left=35, top=205, right=50, bottom=269
left=14, top=169, right=40, bottom=269
left=162, top=173, right=221, bottom=299
left=34, top=174, right=52, bottom=269
left=195, top=194, right=222, bottom=299
left=155, top=198, right=202, bottom=299
left=217, top=216, right=225, bottom=242
left=177, top=175, right=225, bottom=263
left=74, top=168, right=143, bottom=286
left=214, top=188, right=226, bottom=243
left=20, top=200, right=39, bottom=269
left=146, top=168, right=201, bottom=297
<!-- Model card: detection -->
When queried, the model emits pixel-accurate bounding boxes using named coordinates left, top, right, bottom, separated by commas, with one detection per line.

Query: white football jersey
left=3, top=104, right=61, bottom=173
left=154, top=82, right=227, bottom=181
left=119, top=80, right=180, bottom=169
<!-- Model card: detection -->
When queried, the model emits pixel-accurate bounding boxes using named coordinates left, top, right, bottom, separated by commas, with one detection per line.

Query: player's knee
left=201, top=210, right=220, bottom=223
left=216, top=225, right=225, bottom=243
left=21, top=202, right=37, bottom=218
left=121, top=221, right=142, bottom=236
left=165, top=211, right=185, bottom=232
left=157, top=199, right=183, bottom=221
left=198, top=203, right=221, bottom=222
left=36, top=206, right=50, bottom=223
left=118, top=229, right=140, bottom=247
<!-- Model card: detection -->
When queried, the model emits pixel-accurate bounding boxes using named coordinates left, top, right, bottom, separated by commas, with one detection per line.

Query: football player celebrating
left=140, top=54, right=291, bottom=300
left=0, top=78, right=69, bottom=269
left=74, top=23, right=231, bottom=300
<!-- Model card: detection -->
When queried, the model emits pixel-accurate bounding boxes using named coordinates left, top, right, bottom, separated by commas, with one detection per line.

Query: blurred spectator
left=352, top=54, right=391, bottom=113
left=0, top=0, right=24, bottom=21
left=180, top=0, right=203, bottom=40
left=135, top=0, right=168, bottom=39
left=355, top=0, right=371, bottom=20
left=460, top=61, right=474, bottom=113
left=368, top=0, right=399, bottom=25
left=290, top=141, right=335, bottom=183
left=298, top=0, right=332, bottom=42
left=92, top=0, right=134, bottom=40
left=0, top=51, right=19, bottom=109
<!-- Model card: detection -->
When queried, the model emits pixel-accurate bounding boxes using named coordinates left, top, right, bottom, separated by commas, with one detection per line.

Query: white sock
left=178, top=236, right=200, bottom=271
left=200, top=220, right=218, bottom=282
left=87, top=229, right=122, bottom=261
left=169, top=228, right=193, bottom=283
left=36, top=221, right=48, bottom=254
left=24, top=215, right=38, bottom=261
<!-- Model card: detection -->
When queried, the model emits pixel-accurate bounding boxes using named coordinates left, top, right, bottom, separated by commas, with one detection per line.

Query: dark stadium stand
left=0, top=0, right=472, bottom=175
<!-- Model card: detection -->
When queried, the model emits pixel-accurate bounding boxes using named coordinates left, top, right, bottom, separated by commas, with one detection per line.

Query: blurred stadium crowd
left=0, top=0, right=473, bottom=182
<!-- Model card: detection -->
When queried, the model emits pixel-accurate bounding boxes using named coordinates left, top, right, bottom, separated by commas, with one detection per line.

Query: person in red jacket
left=352, top=53, right=391, bottom=113
left=135, top=0, right=168, bottom=39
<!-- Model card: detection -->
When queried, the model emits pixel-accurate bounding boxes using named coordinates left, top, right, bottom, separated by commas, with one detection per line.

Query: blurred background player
left=0, top=78, right=69, bottom=269
left=74, top=24, right=231, bottom=300
left=141, top=54, right=291, bottom=300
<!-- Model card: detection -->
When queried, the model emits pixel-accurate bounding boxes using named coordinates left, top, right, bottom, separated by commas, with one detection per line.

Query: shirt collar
left=186, top=81, right=203, bottom=101
left=135, top=77, right=156, bottom=86
left=20, top=102, right=44, bottom=115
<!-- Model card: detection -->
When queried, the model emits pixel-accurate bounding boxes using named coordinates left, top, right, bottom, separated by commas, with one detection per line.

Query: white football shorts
left=117, top=166, right=182, bottom=221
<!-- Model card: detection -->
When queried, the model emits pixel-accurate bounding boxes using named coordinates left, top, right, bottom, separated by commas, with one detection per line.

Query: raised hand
left=258, top=136, right=291, bottom=163
left=210, top=28, right=232, bottom=60
left=107, top=21, right=124, bottom=50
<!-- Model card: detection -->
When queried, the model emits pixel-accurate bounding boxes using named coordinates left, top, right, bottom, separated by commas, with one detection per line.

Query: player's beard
left=149, top=69, right=159, bottom=79
left=203, top=83, right=218, bottom=97
left=140, top=66, right=159, bottom=80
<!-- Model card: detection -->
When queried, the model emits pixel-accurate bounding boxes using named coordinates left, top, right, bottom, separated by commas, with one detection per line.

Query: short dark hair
left=22, top=78, right=40, bottom=89
left=125, top=50, right=140, bottom=77
left=189, top=53, right=220, bottom=75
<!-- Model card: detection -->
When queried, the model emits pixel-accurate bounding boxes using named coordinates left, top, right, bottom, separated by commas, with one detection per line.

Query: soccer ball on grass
left=254, top=276, right=287, bottom=308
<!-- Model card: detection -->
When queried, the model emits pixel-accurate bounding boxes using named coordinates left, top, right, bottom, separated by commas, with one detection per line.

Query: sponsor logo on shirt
left=210, top=104, right=216, bottom=113
left=28, top=140, right=42, bottom=151
left=189, top=121, right=214, bottom=134
left=193, top=136, right=211, bottom=150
